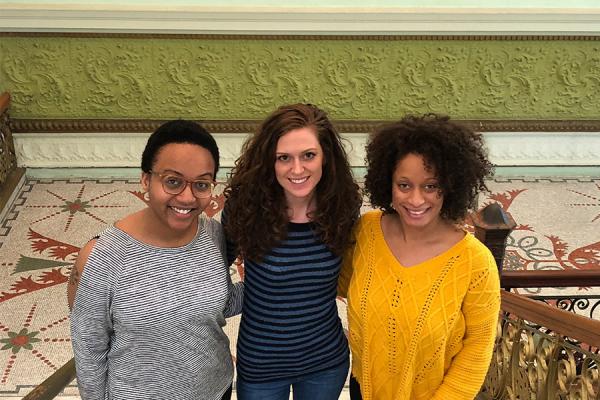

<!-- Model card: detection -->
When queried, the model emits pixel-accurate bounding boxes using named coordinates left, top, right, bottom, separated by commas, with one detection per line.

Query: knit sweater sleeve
left=70, top=234, right=119, bottom=400
left=431, top=242, right=501, bottom=400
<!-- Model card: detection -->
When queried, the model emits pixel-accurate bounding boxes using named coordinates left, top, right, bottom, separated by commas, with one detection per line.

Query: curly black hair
left=224, top=103, right=362, bottom=262
left=365, top=114, right=494, bottom=223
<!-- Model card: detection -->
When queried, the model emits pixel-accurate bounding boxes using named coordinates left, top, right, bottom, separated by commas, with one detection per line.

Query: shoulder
left=80, top=227, right=131, bottom=275
left=461, top=233, right=500, bottom=282
left=201, top=213, right=224, bottom=240
left=73, top=238, right=98, bottom=278
left=352, top=210, right=382, bottom=238
left=357, top=210, right=381, bottom=229
left=463, top=234, right=495, bottom=263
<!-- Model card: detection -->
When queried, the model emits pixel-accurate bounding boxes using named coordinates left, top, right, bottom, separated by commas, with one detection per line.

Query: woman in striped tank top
left=68, top=120, right=243, bottom=400
left=223, top=104, right=362, bottom=400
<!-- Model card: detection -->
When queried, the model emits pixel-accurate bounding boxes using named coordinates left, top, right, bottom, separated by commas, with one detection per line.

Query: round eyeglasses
left=150, top=171, right=215, bottom=199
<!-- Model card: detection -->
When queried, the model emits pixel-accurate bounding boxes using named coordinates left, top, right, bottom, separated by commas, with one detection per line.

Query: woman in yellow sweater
left=339, top=114, right=500, bottom=400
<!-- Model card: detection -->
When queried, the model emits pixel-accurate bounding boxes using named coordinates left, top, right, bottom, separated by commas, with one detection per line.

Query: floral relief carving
left=74, top=42, right=152, bottom=116
left=469, top=46, right=543, bottom=117
left=315, top=45, right=386, bottom=118
left=237, top=44, right=307, bottom=116
left=157, top=45, right=229, bottom=118
left=1, top=36, right=599, bottom=120
left=391, top=45, right=467, bottom=116
left=548, top=48, right=600, bottom=115
left=1, top=40, right=74, bottom=116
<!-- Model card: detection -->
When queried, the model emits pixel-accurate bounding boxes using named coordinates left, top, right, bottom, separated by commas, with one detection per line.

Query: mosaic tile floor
left=0, top=176, right=599, bottom=399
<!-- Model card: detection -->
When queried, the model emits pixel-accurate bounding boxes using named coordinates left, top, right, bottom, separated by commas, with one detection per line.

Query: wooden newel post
left=471, top=203, right=517, bottom=273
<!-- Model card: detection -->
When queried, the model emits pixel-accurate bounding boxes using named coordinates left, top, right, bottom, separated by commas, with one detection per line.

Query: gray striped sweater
left=71, top=215, right=243, bottom=400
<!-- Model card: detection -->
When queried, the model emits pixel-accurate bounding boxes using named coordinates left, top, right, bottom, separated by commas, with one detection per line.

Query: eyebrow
left=276, top=148, right=319, bottom=154
left=162, top=170, right=214, bottom=179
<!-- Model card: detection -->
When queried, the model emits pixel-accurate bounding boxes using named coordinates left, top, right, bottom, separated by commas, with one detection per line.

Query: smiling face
left=391, top=153, right=444, bottom=230
left=274, top=126, right=324, bottom=205
left=141, top=142, right=215, bottom=237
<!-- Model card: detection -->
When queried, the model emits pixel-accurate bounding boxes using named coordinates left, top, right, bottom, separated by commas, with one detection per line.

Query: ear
left=141, top=172, right=151, bottom=193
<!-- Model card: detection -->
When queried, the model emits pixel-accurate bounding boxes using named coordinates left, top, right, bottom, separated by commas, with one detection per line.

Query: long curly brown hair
left=365, top=114, right=494, bottom=223
left=224, top=103, right=362, bottom=262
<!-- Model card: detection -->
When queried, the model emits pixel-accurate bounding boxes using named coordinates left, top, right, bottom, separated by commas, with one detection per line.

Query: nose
left=177, top=182, right=197, bottom=202
left=407, top=188, right=425, bottom=207
left=291, top=158, right=304, bottom=174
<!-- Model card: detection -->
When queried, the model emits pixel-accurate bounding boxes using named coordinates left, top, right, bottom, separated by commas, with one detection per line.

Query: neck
left=141, top=208, right=198, bottom=247
left=393, top=213, right=453, bottom=243
left=285, top=194, right=316, bottom=223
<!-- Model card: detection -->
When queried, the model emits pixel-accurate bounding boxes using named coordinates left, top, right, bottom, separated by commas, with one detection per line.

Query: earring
left=143, top=191, right=150, bottom=201
left=390, top=202, right=395, bottom=211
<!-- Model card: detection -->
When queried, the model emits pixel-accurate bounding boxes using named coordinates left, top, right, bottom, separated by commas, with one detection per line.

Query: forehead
left=393, top=153, right=437, bottom=179
left=153, top=143, right=215, bottom=176
left=276, top=126, right=320, bottom=152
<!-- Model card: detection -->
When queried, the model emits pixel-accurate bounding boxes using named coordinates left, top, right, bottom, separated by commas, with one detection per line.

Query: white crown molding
left=1, top=5, right=600, bottom=34
left=12, top=131, right=600, bottom=168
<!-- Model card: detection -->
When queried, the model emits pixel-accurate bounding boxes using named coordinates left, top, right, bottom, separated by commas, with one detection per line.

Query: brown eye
left=163, top=176, right=184, bottom=190
left=192, top=180, right=212, bottom=193
left=423, top=184, right=439, bottom=193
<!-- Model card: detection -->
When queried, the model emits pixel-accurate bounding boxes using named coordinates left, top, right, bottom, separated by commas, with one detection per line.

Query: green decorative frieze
left=1, top=36, right=599, bottom=120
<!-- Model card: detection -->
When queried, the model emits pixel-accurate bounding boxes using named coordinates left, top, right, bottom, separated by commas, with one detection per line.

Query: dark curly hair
left=224, top=103, right=362, bottom=262
left=365, top=114, right=494, bottom=223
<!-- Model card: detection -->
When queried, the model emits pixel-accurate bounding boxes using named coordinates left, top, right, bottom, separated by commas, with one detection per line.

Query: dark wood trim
left=501, top=270, right=600, bottom=289
left=21, top=358, right=76, bottom=400
left=11, top=118, right=600, bottom=134
left=1, top=32, right=600, bottom=41
left=0, top=167, right=25, bottom=214
left=0, top=92, right=9, bottom=115
left=501, top=290, right=600, bottom=348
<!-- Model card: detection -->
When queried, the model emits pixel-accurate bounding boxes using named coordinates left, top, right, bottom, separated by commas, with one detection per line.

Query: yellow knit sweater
left=339, top=210, right=500, bottom=400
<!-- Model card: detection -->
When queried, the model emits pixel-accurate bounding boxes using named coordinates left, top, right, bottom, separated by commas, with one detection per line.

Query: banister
left=501, top=269, right=600, bottom=289
left=501, top=290, right=600, bottom=348
left=21, top=358, right=76, bottom=400
left=0, top=92, right=9, bottom=114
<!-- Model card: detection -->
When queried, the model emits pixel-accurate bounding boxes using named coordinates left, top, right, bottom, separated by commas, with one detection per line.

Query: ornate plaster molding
left=13, top=131, right=600, bottom=168
left=11, top=119, right=600, bottom=134
left=1, top=6, right=600, bottom=35
left=3, top=36, right=600, bottom=121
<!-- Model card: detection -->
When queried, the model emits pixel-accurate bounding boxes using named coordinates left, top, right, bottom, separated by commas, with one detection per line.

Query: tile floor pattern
left=0, top=177, right=599, bottom=399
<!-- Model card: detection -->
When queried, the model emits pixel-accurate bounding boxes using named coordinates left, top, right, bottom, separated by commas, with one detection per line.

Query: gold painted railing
left=481, top=290, right=600, bottom=399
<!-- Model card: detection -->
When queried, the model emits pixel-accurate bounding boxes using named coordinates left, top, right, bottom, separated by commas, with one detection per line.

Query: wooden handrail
left=501, top=290, right=600, bottom=348
left=501, top=269, right=600, bottom=289
left=0, top=92, right=9, bottom=114
left=22, top=358, right=76, bottom=400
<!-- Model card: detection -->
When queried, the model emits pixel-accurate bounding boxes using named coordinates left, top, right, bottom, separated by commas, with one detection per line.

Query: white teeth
left=290, top=177, right=309, bottom=184
left=171, top=207, right=192, bottom=214
left=407, top=209, right=426, bottom=216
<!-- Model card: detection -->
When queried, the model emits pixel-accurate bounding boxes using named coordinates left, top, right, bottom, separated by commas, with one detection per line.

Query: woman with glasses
left=68, top=120, right=243, bottom=400
left=223, top=104, right=362, bottom=400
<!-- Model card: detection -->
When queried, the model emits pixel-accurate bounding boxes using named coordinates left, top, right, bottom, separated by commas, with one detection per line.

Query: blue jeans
left=236, top=358, right=349, bottom=400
